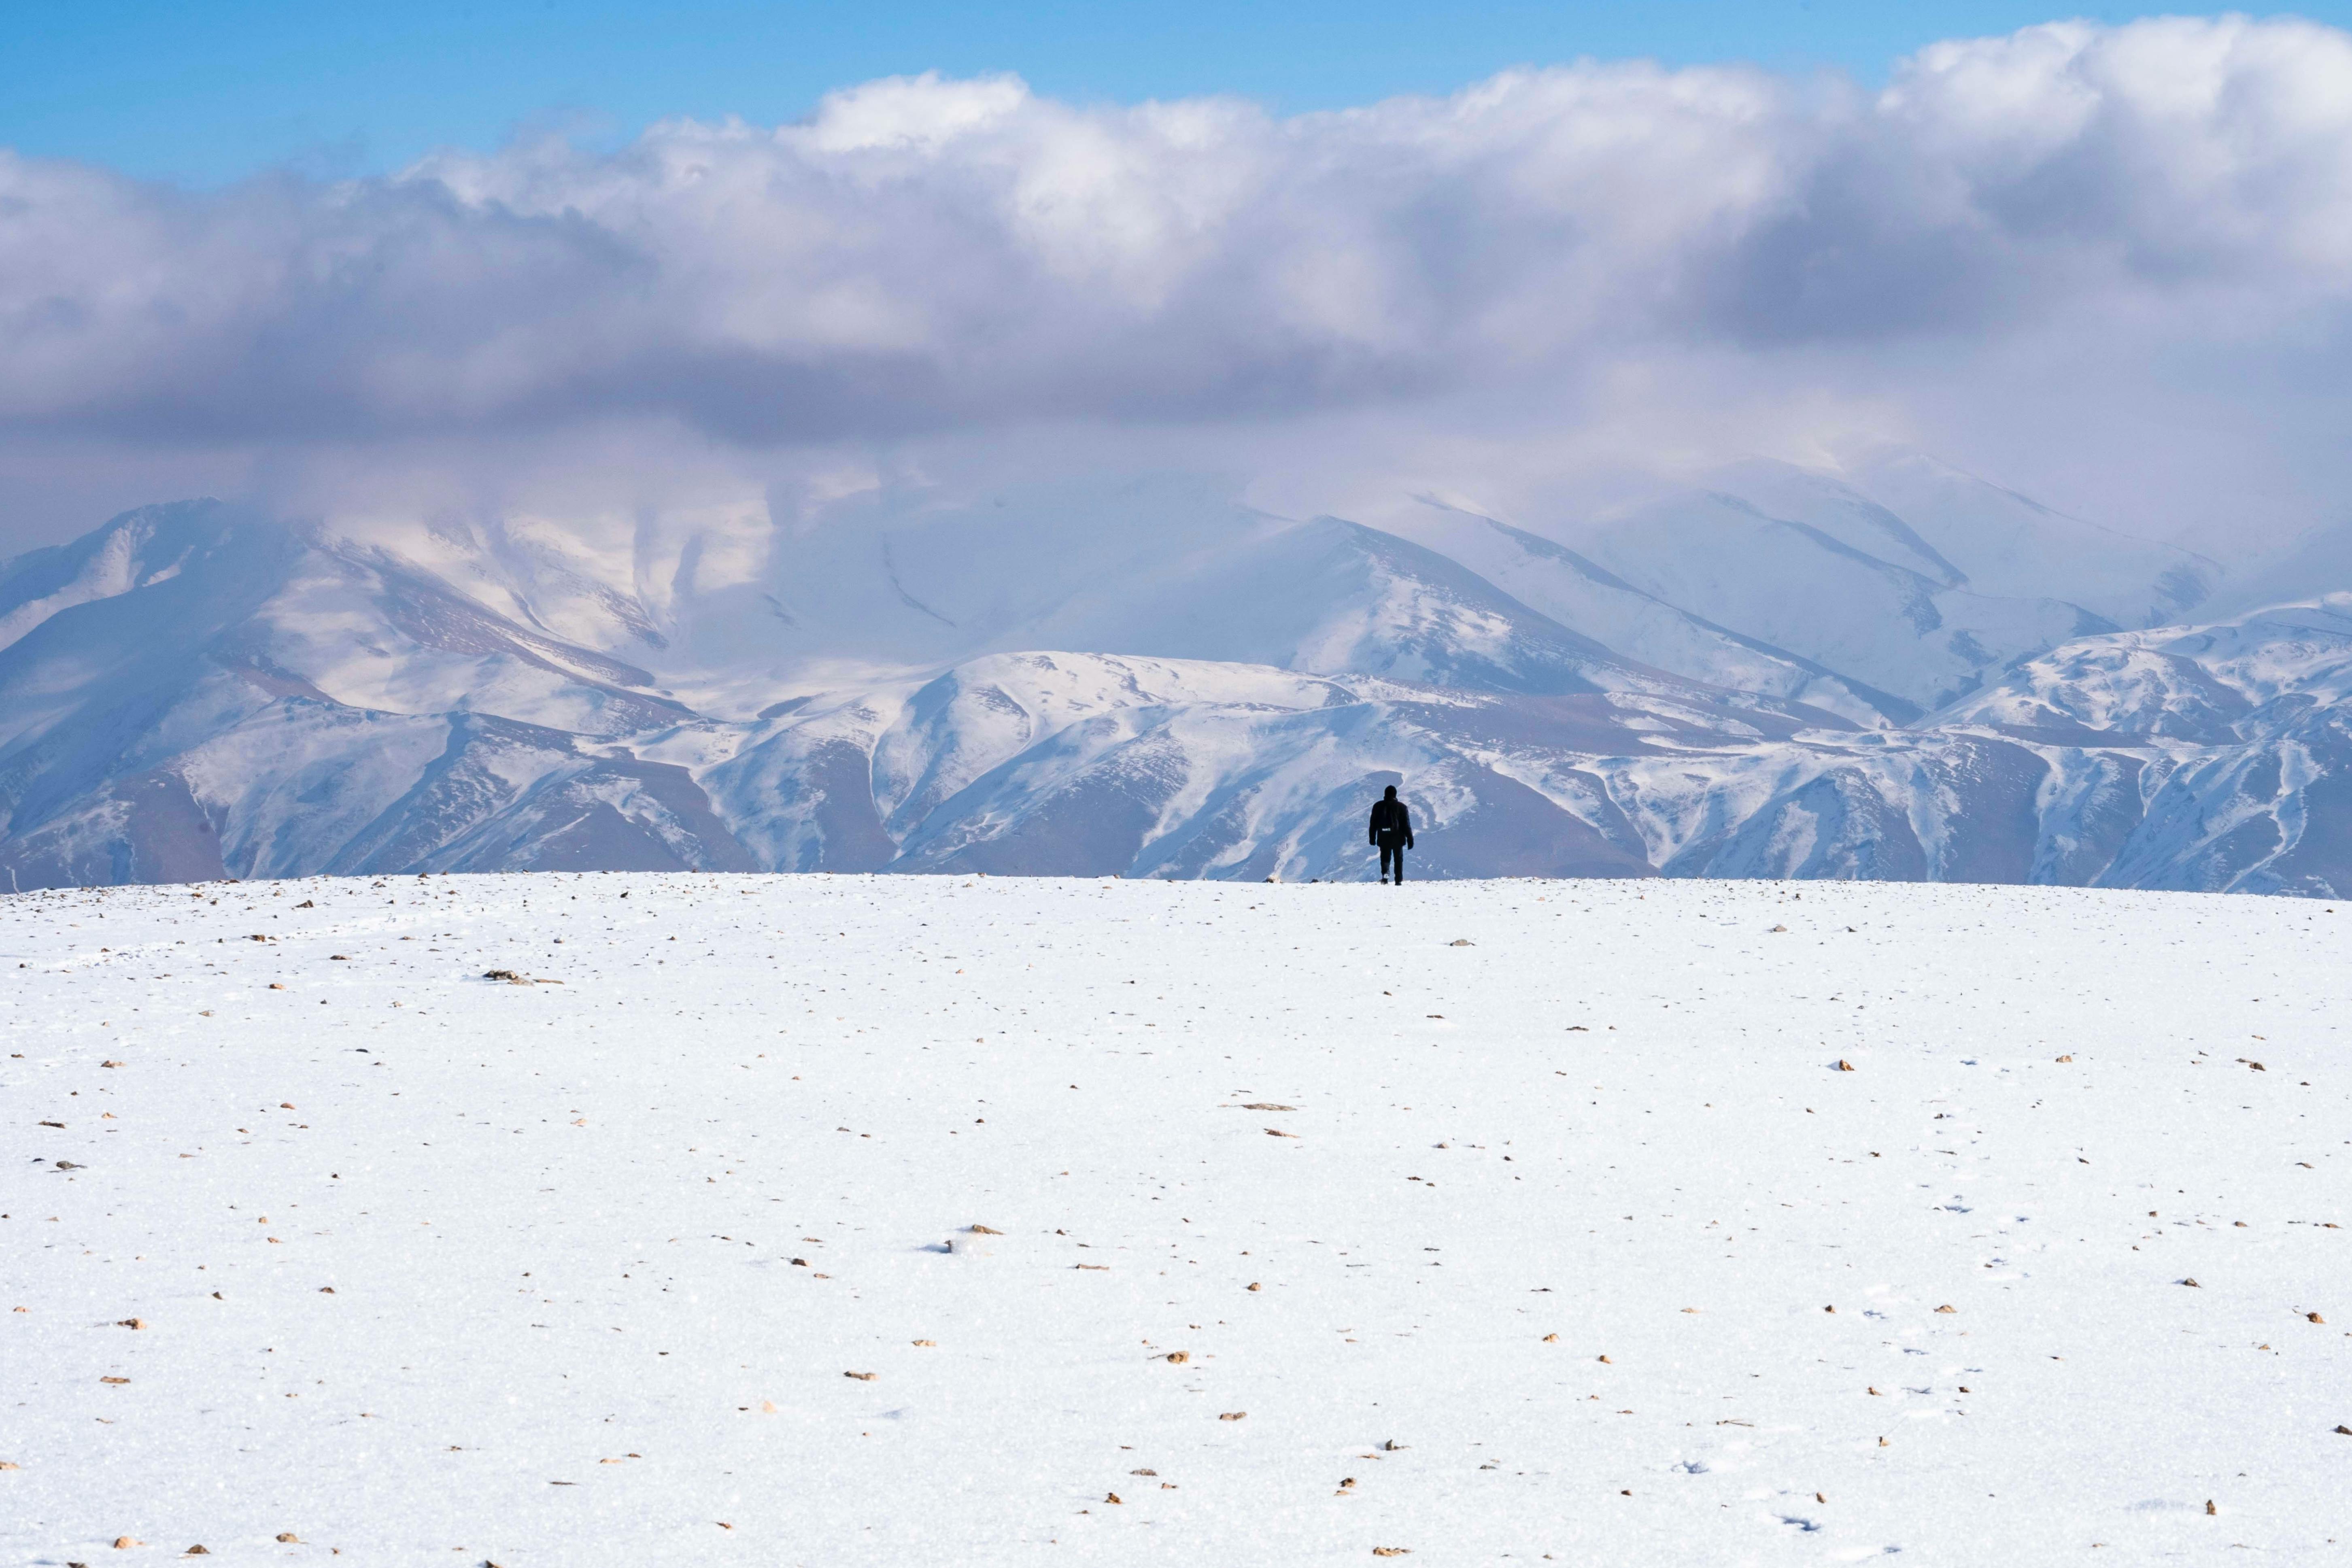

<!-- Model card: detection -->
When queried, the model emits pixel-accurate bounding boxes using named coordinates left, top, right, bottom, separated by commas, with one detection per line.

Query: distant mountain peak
left=3, top=463, right=2345, bottom=896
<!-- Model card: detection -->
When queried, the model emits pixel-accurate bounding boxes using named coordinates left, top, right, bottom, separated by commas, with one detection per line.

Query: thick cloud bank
left=4, top=16, right=2352, bottom=544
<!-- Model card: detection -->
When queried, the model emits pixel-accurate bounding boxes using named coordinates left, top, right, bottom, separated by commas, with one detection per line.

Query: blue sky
left=7, top=1, right=2340, bottom=183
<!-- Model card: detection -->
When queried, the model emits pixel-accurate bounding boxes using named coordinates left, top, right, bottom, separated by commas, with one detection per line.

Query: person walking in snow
left=1368, top=784, right=1415, bottom=884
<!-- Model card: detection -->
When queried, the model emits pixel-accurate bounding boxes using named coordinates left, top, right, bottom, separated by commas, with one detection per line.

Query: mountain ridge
left=5, top=459, right=2346, bottom=894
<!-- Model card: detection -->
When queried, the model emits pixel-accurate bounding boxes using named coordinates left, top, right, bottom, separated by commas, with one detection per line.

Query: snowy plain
left=3, top=871, right=2348, bottom=1565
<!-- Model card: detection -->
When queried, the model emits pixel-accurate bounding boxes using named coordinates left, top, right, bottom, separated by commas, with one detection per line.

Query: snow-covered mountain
left=6, top=458, right=2349, bottom=894
left=1389, top=452, right=2218, bottom=723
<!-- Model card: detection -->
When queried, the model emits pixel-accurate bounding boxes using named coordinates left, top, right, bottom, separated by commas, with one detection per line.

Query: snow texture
left=3, top=870, right=2347, bottom=1562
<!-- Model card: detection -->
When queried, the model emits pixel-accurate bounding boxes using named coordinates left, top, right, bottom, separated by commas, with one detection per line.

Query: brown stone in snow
left=969, top=1225, right=1003, bottom=1234
left=1162, top=1351, right=1190, bottom=1364
left=118, top=1318, right=146, bottom=1330
left=844, top=1370, right=877, bottom=1381
left=1219, top=1411, right=1246, bottom=1420
left=2309, top=1313, right=2327, bottom=1324
left=1936, top=1305, right=1957, bottom=1313
left=1834, top=1060, right=1855, bottom=1072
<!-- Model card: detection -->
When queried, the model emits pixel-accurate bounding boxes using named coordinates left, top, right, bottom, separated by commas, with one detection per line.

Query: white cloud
left=3, top=15, right=2351, bottom=551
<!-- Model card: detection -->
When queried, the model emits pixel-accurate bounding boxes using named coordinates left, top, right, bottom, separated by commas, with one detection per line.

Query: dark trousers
left=1379, top=841, right=1407, bottom=882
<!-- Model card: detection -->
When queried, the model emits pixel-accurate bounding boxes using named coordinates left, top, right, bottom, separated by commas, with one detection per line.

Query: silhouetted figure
left=1368, top=785, right=1414, bottom=884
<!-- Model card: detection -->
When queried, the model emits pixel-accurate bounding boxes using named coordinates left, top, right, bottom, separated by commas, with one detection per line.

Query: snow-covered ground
left=4, top=872, right=2347, bottom=1564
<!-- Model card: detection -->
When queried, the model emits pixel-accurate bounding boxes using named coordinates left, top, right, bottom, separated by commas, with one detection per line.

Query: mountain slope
left=1387, top=456, right=2222, bottom=718
left=6, top=468, right=2352, bottom=895
left=1391, top=497, right=1919, bottom=726
left=0, top=506, right=743, bottom=888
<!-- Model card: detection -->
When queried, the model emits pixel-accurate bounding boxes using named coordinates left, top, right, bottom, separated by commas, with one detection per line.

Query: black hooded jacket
left=1368, top=796, right=1414, bottom=847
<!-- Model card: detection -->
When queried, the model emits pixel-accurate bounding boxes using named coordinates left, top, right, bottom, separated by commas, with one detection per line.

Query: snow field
left=3, top=871, right=2348, bottom=1564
